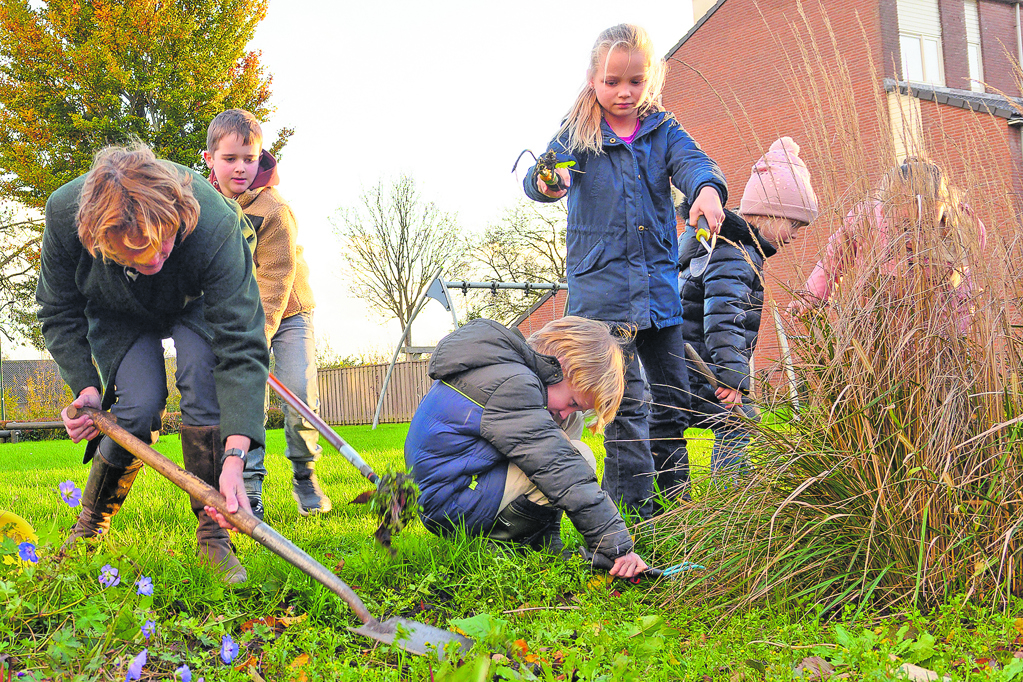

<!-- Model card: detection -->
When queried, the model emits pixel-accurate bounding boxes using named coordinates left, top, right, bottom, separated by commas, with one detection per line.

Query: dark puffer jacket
left=404, top=320, right=633, bottom=565
left=678, top=209, right=775, bottom=419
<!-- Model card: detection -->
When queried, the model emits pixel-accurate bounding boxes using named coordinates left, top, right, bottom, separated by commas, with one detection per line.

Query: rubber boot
left=64, top=453, right=144, bottom=547
left=489, top=495, right=563, bottom=554
left=180, top=425, right=247, bottom=584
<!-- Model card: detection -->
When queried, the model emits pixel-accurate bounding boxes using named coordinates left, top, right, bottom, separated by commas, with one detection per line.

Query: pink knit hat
left=740, top=137, right=819, bottom=224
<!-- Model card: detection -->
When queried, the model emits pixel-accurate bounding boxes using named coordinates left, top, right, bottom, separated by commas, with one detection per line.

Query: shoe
left=293, top=473, right=332, bottom=516
left=245, top=480, right=265, bottom=522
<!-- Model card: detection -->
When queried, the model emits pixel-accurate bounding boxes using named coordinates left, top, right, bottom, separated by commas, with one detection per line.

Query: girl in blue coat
left=524, top=23, right=727, bottom=518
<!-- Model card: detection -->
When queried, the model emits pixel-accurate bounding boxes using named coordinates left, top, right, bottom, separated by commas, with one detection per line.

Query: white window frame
left=900, top=33, right=945, bottom=85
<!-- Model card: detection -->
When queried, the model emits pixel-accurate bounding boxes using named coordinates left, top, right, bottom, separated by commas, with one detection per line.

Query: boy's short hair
left=527, top=316, right=627, bottom=430
left=206, top=108, right=263, bottom=154
left=76, top=143, right=199, bottom=263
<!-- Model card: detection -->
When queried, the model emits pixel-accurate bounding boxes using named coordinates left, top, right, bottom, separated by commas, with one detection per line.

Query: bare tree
left=332, top=175, right=467, bottom=353
left=0, top=206, right=43, bottom=349
left=466, top=200, right=567, bottom=322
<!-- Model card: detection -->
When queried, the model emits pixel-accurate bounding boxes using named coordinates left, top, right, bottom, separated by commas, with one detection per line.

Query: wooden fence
left=317, top=360, right=432, bottom=425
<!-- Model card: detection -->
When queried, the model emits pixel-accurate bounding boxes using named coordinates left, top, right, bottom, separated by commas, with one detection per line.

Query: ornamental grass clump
left=656, top=4, right=1022, bottom=613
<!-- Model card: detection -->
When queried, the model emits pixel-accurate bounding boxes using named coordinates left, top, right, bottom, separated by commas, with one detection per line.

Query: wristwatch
left=221, top=448, right=247, bottom=465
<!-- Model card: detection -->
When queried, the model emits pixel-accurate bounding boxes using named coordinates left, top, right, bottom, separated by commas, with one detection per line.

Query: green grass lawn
left=1, top=426, right=1018, bottom=681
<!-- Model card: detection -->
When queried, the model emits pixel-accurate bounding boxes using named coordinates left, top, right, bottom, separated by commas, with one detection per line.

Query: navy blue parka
left=524, top=111, right=726, bottom=330
left=678, top=208, right=775, bottom=420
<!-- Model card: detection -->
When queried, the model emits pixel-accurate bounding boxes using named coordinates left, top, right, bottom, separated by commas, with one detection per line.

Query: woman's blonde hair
left=76, top=143, right=200, bottom=263
left=558, top=24, right=666, bottom=155
left=528, top=316, right=627, bottom=430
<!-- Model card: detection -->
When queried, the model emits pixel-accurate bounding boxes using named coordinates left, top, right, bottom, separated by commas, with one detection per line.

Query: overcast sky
left=9, top=1, right=697, bottom=360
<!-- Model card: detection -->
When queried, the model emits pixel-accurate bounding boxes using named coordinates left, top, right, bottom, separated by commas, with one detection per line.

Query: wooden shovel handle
left=66, top=404, right=376, bottom=624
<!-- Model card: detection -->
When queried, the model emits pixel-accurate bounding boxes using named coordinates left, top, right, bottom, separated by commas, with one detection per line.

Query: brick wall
left=515, top=289, right=569, bottom=337
left=662, top=0, right=1022, bottom=378
left=940, top=0, right=971, bottom=89
left=979, top=0, right=1021, bottom=96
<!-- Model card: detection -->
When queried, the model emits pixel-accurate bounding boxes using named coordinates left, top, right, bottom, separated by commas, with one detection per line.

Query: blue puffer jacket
left=405, top=320, right=633, bottom=565
left=524, top=110, right=726, bottom=330
left=678, top=209, right=775, bottom=416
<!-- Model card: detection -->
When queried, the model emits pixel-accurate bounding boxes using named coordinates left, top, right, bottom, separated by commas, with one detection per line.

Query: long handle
left=771, top=301, right=801, bottom=415
left=67, top=405, right=376, bottom=625
left=683, top=343, right=758, bottom=418
left=268, top=373, right=380, bottom=486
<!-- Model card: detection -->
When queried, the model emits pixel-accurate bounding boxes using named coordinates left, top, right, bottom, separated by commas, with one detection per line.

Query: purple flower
left=175, top=665, right=193, bottom=682
left=17, top=542, right=38, bottom=563
left=219, top=634, right=238, bottom=664
left=135, top=575, right=153, bottom=596
left=141, top=619, right=155, bottom=640
left=125, top=648, right=146, bottom=681
left=99, top=563, right=120, bottom=588
left=59, top=480, right=82, bottom=507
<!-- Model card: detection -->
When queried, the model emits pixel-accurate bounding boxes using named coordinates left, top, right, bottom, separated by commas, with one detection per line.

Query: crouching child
left=405, top=317, right=649, bottom=577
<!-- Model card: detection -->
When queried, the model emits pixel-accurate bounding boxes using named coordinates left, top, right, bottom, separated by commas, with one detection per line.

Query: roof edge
left=883, top=78, right=1023, bottom=121
left=664, top=0, right=727, bottom=59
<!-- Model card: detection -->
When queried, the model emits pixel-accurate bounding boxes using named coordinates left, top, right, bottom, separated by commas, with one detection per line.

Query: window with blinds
left=898, top=0, right=945, bottom=85
left=965, top=0, right=984, bottom=92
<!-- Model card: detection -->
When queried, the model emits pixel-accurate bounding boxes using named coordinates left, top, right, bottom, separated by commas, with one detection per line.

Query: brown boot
left=180, top=425, right=247, bottom=585
left=64, top=453, right=144, bottom=548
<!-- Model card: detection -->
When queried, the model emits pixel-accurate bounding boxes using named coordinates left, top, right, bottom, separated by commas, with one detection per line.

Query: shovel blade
left=690, top=254, right=710, bottom=277
left=351, top=617, right=474, bottom=659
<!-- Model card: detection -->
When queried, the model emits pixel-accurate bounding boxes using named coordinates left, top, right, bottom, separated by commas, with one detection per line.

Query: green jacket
left=37, top=163, right=270, bottom=458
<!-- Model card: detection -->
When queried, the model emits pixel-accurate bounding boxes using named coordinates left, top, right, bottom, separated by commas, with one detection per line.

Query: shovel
left=683, top=343, right=760, bottom=419
left=689, top=215, right=716, bottom=277
left=66, top=404, right=473, bottom=658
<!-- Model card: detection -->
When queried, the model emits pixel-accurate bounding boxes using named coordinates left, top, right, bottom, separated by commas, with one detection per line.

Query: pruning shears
left=513, top=149, right=576, bottom=193
left=689, top=215, right=716, bottom=277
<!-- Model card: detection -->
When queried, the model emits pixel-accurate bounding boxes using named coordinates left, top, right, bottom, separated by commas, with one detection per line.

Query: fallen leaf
left=513, top=639, right=529, bottom=656
left=730, top=671, right=745, bottom=682
left=973, top=658, right=1000, bottom=672
left=234, top=654, right=258, bottom=671
left=1015, top=618, right=1023, bottom=638
left=793, top=656, right=834, bottom=680
left=586, top=575, right=613, bottom=591
left=248, top=667, right=266, bottom=682
left=898, top=663, right=950, bottom=681
left=279, top=614, right=307, bottom=627
left=290, top=653, right=310, bottom=668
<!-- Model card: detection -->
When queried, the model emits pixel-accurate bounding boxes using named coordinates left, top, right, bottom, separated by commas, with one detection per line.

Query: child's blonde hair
left=528, top=316, right=627, bottom=430
left=206, top=108, right=263, bottom=154
left=558, top=24, right=666, bottom=155
left=876, top=157, right=976, bottom=269
left=76, top=143, right=199, bottom=263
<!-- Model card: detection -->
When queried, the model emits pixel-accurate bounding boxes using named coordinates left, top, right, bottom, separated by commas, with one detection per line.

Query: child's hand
left=786, top=293, right=818, bottom=317
left=715, top=386, right=742, bottom=409
left=609, top=551, right=649, bottom=578
left=688, top=185, right=725, bottom=234
left=537, top=167, right=570, bottom=199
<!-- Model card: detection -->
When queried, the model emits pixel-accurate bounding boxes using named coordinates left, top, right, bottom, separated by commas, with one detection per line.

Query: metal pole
left=372, top=268, right=442, bottom=430
left=441, top=280, right=567, bottom=292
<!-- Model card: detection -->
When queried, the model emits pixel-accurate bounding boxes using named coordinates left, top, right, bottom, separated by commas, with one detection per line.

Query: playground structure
left=371, top=271, right=568, bottom=428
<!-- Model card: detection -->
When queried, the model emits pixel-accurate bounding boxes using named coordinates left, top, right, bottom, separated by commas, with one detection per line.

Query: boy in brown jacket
left=204, top=109, right=329, bottom=519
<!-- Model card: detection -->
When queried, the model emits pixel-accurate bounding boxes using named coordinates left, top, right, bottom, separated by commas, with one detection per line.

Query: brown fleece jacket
left=234, top=186, right=316, bottom=342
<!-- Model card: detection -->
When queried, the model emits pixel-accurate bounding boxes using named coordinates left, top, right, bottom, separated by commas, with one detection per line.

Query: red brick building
left=663, top=0, right=1023, bottom=380
left=513, top=289, right=569, bottom=337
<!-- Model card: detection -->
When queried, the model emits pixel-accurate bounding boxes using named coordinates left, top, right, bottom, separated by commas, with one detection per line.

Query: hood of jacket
left=429, top=319, right=563, bottom=387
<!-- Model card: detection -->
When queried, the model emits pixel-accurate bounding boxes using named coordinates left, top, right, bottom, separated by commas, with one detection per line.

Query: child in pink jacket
left=790, top=158, right=985, bottom=332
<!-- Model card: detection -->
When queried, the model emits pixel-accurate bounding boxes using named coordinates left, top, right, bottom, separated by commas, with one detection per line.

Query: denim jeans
left=244, top=312, right=322, bottom=481
left=100, top=324, right=218, bottom=468
left=602, top=323, right=691, bottom=519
